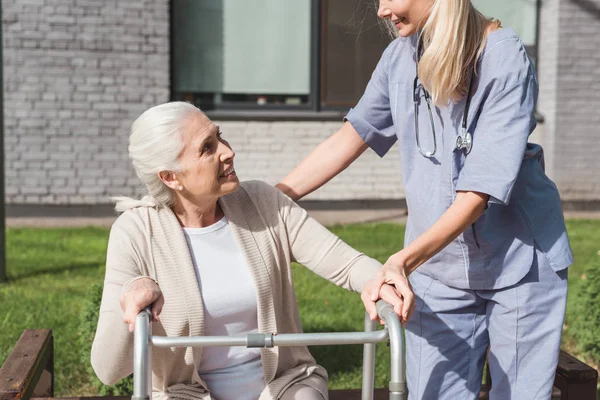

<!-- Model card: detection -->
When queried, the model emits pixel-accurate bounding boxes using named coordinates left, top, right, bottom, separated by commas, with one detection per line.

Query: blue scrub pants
left=405, top=248, right=568, bottom=400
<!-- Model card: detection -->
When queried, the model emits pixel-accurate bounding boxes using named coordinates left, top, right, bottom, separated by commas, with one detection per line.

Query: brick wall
left=2, top=0, right=170, bottom=204
left=536, top=0, right=559, bottom=179
left=1, top=0, right=405, bottom=205
left=215, top=121, right=404, bottom=201
left=538, top=0, right=600, bottom=201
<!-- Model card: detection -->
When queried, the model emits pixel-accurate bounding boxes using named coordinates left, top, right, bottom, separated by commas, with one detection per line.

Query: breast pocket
left=450, top=147, right=466, bottom=190
left=389, top=81, right=415, bottom=142
left=447, top=126, right=481, bottom=253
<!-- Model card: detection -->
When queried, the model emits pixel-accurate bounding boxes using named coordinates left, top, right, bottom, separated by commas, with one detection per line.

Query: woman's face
left=377, top=0, right=434, bottom=37
left=167, top=112, right=239, bottom=205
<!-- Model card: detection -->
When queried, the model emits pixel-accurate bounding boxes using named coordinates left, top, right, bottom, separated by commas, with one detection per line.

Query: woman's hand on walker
left=120, top=277, right=164, bottom=332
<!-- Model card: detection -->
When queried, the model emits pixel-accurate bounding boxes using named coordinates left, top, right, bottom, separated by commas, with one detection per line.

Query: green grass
left=0, top=228, right=109, bottom=395
left=295, top=223, right=405, bottom=389
left=0, top=221, right=598, bottom=396
left=563, top=220, right=600, bottom=356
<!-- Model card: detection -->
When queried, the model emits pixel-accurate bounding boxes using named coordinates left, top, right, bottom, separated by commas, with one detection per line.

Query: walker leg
left=361, top=313, right=377, bottom=400
left=376, top=301, right=408, bottom=400
left=132, top=310, right=151, bottom=400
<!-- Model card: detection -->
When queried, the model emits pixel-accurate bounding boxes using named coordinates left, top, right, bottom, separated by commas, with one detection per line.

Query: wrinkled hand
left=120, top=278, right=164, bottom=332
left=361, top=258, right=415, bottom=326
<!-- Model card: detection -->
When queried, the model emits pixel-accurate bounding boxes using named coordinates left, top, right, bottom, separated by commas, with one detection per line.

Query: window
left=170, top=0, right=540, bottom=115
left=321, top=0, right=391, bottom=108
left=473, top=0, right=539, bottom=62
left=170, top=0, right=390, bottom=113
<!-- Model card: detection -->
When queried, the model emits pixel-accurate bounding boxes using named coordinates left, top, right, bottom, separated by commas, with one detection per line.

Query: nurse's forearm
left=393, top=191, right=489, bottom=273
left=276, top=122, right=369, bottom=201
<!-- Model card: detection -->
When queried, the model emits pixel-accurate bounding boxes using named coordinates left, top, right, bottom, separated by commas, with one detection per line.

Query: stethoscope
left=413, top=38, right=475, bottom=158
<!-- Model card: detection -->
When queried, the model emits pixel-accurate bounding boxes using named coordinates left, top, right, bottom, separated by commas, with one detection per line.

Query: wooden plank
left=478, top=385, right=560, bottom=400
left=554, top=350, right=598, bottom=400
left=554, top=373, right=597, bottom=400
left=328, top=384, right=499, bottom=399
left=32, top=398, right=129, bottom=400
left=29, top=386, right=563, bottom=400
left=328, top=389, right=389, bottom=400
left=550, top=386, right=562, bottom=400
left=0, top=330, right=53, bottom=400
left=556, top=350, right=599, bottom=383
left=39, top=389, right=389, bottom=400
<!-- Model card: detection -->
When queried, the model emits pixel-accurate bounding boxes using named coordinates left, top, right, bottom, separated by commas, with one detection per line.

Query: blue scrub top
left=345, top=28, right=573, bottom=290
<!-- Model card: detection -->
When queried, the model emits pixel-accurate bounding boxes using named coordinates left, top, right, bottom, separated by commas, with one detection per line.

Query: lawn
left=0, top=221, right=598, bottom=396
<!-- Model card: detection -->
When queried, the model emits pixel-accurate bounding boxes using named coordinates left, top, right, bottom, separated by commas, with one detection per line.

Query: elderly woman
left=91, top=102, right=414, bottom=400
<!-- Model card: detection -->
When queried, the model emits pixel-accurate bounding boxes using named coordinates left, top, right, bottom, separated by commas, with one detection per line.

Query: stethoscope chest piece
left=455, top=128, right=473, bottom=154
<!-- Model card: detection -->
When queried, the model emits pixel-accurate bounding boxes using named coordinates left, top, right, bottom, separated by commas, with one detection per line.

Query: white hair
left=113, top=101, right=203, bottom=213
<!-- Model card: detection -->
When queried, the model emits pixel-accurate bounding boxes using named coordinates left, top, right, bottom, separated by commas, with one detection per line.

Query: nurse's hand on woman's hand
left=361, top=282, right=410, bottom=326
left=362, top=269, right=415, bottom=326
left=120, top=277, right=164, bottom=332
left=377, top=257, right=416, bottom=324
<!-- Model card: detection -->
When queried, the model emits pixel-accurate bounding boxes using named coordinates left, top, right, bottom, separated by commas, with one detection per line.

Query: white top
left=183, top=217, right=264, bottom=400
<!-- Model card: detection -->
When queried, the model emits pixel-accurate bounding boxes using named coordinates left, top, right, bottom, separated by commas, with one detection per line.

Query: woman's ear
left=158, top=171, right=181, bottom=191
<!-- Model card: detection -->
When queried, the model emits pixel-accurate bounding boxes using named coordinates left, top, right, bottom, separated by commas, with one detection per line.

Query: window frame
left=168, top=0, right=542, bottom=121
left=170, top=0, right=332, bottom=119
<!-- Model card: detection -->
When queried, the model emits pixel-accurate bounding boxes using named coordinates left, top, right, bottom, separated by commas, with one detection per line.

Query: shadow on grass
left=7, top=262, right=101, bottom=282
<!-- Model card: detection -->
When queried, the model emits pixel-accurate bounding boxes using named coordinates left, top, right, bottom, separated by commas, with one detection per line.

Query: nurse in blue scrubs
left=276, top=0, right=573, bottom=399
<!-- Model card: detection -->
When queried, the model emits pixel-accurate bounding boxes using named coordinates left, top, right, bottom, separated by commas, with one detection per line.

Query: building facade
left=2, top=0, right=599, bottom=209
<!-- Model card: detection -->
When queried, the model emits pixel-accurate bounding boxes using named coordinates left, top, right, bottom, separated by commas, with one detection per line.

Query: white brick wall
left=2, top=0, right=169, bottom=204
left=2, top=0, right=405, bottom=205
left=536, top=0, right=559, bottom=179
left=216, top=121, right=404, bottom=201
left=538, top=0, right=600, bottom=201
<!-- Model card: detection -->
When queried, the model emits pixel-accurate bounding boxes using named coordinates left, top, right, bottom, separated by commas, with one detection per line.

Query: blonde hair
left=385, top=0, right=500, bottom=106
left=113, top=102, right=203, bottom=213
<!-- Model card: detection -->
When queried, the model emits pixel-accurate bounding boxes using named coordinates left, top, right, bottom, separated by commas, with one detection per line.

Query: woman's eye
left=201, top=132, right=224, bottom=155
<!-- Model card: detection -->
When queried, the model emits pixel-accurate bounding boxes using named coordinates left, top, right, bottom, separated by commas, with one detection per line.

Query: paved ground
left=5, top=209, right=599, bottom=228
left=4, top=208, right=409, bottom=228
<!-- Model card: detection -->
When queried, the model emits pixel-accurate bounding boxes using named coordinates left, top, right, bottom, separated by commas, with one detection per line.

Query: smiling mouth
left=392, top=17, right=407, bottom=25
left=219, top=166, right=235, bottom=178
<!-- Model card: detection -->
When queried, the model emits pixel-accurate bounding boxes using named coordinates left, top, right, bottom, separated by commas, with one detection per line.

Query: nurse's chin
left=397, top=26, right=418, bottom=38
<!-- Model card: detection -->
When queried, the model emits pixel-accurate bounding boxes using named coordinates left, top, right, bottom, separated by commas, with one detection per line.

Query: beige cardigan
left=91, top=181, right=382, bottom=400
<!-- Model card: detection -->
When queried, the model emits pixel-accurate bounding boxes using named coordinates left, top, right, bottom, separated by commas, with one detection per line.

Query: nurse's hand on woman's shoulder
left=120, top=277, right=164, bottom=332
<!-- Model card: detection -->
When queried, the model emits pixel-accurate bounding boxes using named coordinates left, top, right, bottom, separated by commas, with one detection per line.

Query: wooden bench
left=1, top=330, right=597, bottom=400
left=0, top=330, right=53, bottom=400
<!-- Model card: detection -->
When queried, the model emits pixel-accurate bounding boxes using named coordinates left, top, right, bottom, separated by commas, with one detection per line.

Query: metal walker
left=132, top=300, right=407, bottom=400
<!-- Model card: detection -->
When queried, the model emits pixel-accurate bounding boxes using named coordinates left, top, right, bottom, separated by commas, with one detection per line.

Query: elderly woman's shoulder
left=238, top=180, right=279, bottom=196
left=110, top=207, right=154, bottom=237
left=228, top=180, right=287, bottom=211
left=237, top=180, right=291, bottom=203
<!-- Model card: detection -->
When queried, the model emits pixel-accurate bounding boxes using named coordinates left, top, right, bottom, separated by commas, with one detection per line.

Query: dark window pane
left=321, top=0, right=391, bottom=108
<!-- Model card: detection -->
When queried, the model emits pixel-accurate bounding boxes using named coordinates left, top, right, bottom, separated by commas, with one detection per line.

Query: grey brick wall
left=538, top=0, right=600, bottom=201
left=215, top=121, right=404, bottom=201
left=1, top=0, right=598, bottom=206
left=2, top=0, right=169, bottom=204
